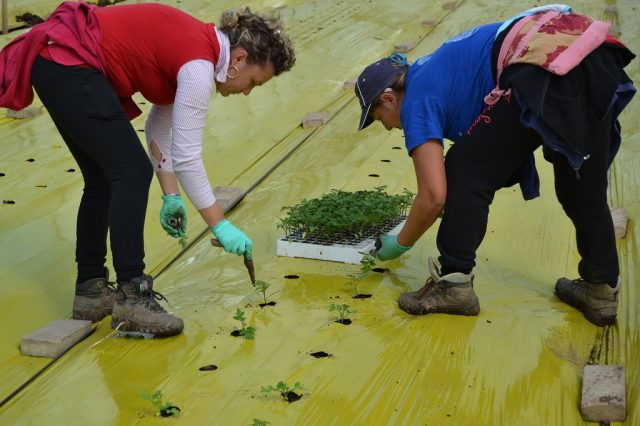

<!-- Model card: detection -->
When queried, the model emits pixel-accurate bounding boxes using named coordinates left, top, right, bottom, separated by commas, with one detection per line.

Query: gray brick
left=302, top=112, right=328, bottom=128
left=581, top=365, right=626, bottom=422
left=21, top=320, right=93, bottom=358
left=212, top=186, right=244, bottom=212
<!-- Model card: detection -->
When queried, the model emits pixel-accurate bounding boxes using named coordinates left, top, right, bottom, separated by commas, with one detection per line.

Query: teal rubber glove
left=160, top=194, right=187, bottom=238
left=211, top=219, right=253, bottom=259
left=373, top=234, right=413, bottom=261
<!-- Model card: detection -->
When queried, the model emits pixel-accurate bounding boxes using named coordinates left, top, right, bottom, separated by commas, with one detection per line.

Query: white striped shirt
left=144, top=28, right=230, bottom=209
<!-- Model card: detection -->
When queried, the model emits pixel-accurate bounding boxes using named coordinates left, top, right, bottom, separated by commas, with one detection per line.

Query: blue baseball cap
left=355, top=53, right=409, bottom=130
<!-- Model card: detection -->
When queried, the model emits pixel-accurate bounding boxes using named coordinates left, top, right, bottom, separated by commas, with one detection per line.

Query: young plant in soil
left=329, top=303, right=356, bottom=325
left=346, top=253, right=376, bottom=298
left=254, top=279, right=279, bottom=307
left=252, top=419, right=271, bottom=426
left=139, top=390, right=181, bottom=417
left=261, top=381, right=304, bottom=403
left=231, top=308, right=256, bottom=339
left=278, top=186, right=414, bottom=241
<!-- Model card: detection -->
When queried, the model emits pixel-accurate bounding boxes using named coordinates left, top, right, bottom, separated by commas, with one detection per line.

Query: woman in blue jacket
left=358, top=7, right=635, bottom=326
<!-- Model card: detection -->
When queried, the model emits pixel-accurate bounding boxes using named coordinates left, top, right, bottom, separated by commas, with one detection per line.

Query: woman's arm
left=396, top=139, right=447, bottom=246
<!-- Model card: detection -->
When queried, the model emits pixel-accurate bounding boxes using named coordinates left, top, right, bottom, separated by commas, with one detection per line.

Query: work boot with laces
left=111, top=275, right=184, bottom=337
left=555, top=278, right=619, bottom=326
left=398, top=257, right=480, bottom=316
left=73, top=268, right=118, bottom=322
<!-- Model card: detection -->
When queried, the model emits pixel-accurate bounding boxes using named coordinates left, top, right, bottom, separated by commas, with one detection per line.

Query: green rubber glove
left=374, top=234, right=413, bottom=261
left=160, top=194, right=187, bottom=238
left=211, top=219, right=253, bottom=259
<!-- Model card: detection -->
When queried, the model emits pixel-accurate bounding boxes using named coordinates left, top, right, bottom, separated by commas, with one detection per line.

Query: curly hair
left=219, top=7, right=296, bottom=76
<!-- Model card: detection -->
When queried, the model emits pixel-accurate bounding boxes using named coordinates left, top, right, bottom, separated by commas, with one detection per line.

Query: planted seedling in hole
left=261, top=381, right=304, bottom=403
left=231, top=308, right=256, bottom=339
left=329, top=303, right=356, bottom=325
left=346, top=253, right=376, bottom=298
left=252, top=419, right=270, bottom=426
left=139, top=390, right=181, bottom=417
left=254, top=279, right=280, bottom=307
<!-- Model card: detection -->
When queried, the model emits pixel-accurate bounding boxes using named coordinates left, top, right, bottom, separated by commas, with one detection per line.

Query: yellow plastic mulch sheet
left=0, top=0, right=638, bottom=425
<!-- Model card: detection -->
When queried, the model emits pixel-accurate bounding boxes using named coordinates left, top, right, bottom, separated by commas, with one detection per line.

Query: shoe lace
left=415, top=277, right=439, bottom=298
left=135, top=288, right=170, bottom=313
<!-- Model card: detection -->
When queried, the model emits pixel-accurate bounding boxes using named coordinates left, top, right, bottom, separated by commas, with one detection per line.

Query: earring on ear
left=226, top=65, right=239, bottom=79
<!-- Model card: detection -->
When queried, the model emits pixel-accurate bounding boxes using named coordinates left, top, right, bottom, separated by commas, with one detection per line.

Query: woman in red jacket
left=0, top=2, right=295, bottom=336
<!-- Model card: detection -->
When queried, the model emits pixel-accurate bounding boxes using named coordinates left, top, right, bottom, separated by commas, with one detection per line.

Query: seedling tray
left=276, top=217, right=406, bottom=264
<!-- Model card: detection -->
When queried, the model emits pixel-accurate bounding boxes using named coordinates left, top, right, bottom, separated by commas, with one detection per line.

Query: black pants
left=437, top=93, right=618, bottom=284
left=31, top=57, right=152, bottom=283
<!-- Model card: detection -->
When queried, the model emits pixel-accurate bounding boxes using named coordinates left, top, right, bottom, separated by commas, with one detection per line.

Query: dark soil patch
left=67, top=168, right=76, bottom=172
left=368, top=174, right=380, bottom=177
left=310, top=351, right=331, bottom=358
left=283, top=391, right=302, bottom=403
left=258, top=301, right=276, bottom=308
left=284, top=274, right=299, bottom=279
left=381, top=159, right=391, bottom=162
left=199, top=365, right=218, bottom=371
left=334, top=319, right=352, bottom=325
left=159, top=406, right=181, bottom=417
left=353, top=294, right=372, bottom=299
left=372, top=267, right=390, bottom=273
left=26, top=158, right=35, bottom=162
left=392, top=146, right=402, bottom=150
left=3, top=200, right=16, bottom=204
left=230, top=330, right=241, bottom=337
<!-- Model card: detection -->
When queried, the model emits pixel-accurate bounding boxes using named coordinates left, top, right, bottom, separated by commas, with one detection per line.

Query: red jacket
left=1, top=2, right=220, bottom=120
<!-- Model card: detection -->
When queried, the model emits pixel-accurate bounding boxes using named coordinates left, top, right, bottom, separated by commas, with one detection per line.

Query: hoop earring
left=226, top=65, right=239, bottom=79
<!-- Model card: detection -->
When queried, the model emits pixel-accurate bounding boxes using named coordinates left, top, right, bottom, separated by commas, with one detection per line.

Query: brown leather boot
left=555, top=278, right=619, bottom=326
left=72, top=268, right=118, bottom=322
left=111, top=275, right=184, bottom=337
left=398, top=258, right=480, bottom=316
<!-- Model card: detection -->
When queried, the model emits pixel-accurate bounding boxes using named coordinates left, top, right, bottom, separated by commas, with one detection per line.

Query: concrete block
left=610, top=208, right=628, bottom=238
left=393, top=41, right=416, bottom=53
left=342, top=79, right=357, bottom=90
left=213, top=186, right=244, bottom=212
left=6, top=106, right=43, bottom=119
left=21, top=319, right=92, bottom=358
left=443, top=2, right=458, bottom=11
left=581, top=365, right=626, bottom=422
left=302, top=112, right=328, bottom=128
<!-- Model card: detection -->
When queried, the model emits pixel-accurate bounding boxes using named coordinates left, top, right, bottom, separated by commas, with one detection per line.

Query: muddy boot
left=398, top=257, right=480, bottom=316
left=111, top=275, right=184, bottom=337
left=73, top=268, right=118, bottom=322
left=555, top=278, right=619, bottom=326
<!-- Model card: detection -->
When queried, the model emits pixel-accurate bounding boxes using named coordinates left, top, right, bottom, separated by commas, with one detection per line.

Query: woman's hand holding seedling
left=373, top=234, right=412, bottom=261
left=160, top=194, right=187, bottom=238
left=211, top=219, right=253, bottom=259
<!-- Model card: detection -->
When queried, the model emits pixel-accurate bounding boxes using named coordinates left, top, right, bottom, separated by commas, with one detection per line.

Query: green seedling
left=278, top=186, right=414, bottom=240
left=233, top=308, right=256, bottom=339
left=261, top=381, right=304, bottom=403
left=253, top=279, right=280, bottom=305
left=178, top=236, right=188, bottom=249
left=346, top=253, right=376, bottom=296
left=329, top=303, right=356, bottom=322
left=139, top=390, right=181, bottom=417
left=252, top=419, right=270, bottom=426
